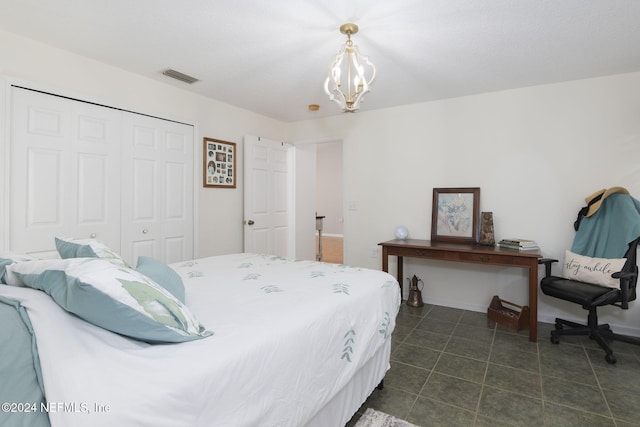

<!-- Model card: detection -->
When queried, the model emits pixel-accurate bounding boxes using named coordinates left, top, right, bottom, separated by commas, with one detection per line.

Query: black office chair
left=539, top=189, right=640, bottom=364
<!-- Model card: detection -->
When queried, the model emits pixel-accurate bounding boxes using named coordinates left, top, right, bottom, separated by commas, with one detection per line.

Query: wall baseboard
left=319, top=233, right=343, bottom=238
left=417, top=296, right=640, bottom=339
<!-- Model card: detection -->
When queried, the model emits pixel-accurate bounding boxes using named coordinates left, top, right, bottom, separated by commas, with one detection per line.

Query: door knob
left=142, top=229, right=148, bottom=234
left=247, top=220, right=255, bottom=225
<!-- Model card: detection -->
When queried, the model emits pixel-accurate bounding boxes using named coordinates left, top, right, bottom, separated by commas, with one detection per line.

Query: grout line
left=394, top=304, right=432, bottom=422
left=389, top=305, right=640, bottom=426
left=535, top=334, right=547, bottom=427
left=583, top=343, right=618, bottom=425
left=472, top=318, right=496, bottom=426
left=408, top=305, right=435, bottom=421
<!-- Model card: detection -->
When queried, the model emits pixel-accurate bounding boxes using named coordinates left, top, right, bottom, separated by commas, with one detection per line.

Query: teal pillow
left=9, top=258, right=212, bottom=343
left=55, top=237, right=130, bottom=268
left=136, top=256, right=185, bottom=302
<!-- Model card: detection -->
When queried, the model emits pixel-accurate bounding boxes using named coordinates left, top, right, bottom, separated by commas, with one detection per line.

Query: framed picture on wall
left=203, top=137, right=236, bottom=188
left=431, top=187, right=480, bottom=243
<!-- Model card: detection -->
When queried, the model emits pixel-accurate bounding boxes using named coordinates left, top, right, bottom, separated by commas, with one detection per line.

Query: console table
left=379, top=239, right=542, bottom=342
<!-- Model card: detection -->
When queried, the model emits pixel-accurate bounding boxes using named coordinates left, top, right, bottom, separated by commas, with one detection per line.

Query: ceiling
left=1, top=0, right=639, bottom=123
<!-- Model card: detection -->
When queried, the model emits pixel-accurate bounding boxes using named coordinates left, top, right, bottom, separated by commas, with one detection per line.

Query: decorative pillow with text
left=562, top=250, right=626, bottom=288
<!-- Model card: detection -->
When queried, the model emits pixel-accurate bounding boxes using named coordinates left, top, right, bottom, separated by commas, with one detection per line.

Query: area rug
left=354, top=408, right=420, bottom=427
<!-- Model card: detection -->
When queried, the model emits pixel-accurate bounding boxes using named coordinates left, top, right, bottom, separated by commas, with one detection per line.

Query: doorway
left=315, top=141, right=343, bottom=264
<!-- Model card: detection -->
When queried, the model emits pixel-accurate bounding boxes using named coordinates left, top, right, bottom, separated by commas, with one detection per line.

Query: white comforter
left=0, top=254, right=400, bottom=427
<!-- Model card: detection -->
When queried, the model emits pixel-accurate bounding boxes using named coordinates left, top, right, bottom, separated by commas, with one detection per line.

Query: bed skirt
left=305, top=338, right=392, bottom=427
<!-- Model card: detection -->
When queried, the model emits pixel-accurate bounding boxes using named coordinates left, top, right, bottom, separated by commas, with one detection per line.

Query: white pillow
left=0, top=253, right=38, bottom=286
left=8, top=258, right=212, bottom=343
left=562, top=250, right=626, bottom=288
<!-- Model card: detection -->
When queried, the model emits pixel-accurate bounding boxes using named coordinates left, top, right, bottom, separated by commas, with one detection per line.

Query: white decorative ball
left=395, top=226, right=409, bottom=240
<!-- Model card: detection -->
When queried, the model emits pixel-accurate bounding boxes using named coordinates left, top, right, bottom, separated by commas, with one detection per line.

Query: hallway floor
left=316, top=235, right=343, bottom=264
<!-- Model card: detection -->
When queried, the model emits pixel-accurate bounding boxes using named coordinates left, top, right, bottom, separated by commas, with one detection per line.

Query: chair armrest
left=612, top=271, right=638, bottom=309
left=538, top=258, right=558, bottom=278
left=612, top=271, right=637, bottom=280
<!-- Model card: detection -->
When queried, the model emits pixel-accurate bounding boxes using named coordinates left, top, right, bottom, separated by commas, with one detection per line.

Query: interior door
left=120, top=113, right=194, bottom=265
left=10, top=86, right=121, bottom=256
left=243, top=135, right=294, bottom=257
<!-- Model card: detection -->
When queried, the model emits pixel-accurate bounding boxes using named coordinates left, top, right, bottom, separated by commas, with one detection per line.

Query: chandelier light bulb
left=324, top=23, right=376, bottom=113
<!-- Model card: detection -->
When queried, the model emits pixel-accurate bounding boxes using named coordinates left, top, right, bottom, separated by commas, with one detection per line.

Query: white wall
left=287, top=71, right=640, bottom=335
left=0, top=29, right=286, bottom=258
left=4, top=28, right=640, bottom=336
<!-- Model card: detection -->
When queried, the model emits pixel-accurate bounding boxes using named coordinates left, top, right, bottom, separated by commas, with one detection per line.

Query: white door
left=243, top=135, right=294, bottom=257
left=121, top=113, right=194, bottom=265
left=10, top=87, right=121, bottom=256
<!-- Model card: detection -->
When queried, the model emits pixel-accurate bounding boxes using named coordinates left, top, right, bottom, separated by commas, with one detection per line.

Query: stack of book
left=498, top=238, right=540, bottom=251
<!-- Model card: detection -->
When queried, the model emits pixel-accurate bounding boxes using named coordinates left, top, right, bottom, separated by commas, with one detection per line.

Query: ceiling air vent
left=162, top=69, right=199, bottom=84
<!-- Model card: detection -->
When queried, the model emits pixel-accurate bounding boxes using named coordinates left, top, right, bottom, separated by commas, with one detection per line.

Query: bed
left=0, top=248, right=400, bottom=427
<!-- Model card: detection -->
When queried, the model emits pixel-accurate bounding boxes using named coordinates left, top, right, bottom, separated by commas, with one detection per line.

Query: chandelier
left=324, top=23, right=376, bottom=113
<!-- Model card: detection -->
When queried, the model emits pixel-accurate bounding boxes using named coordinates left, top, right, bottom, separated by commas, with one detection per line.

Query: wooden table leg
left=381, top=247, right=389, bottom=273
left=397, top=256, right=403, bottom=300
left=528, top=260, right=538, bottom=342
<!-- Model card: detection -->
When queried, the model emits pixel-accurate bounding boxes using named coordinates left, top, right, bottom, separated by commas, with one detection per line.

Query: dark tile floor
left=346, top=303, right=640, bottom=427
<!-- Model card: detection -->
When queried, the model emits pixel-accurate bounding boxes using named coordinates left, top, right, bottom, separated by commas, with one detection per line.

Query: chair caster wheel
left=550, top=336, right=560, bottom=344
left=605, top=354, right=617, bottom=364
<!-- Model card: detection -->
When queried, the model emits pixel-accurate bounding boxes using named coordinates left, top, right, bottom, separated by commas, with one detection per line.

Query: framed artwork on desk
left=431, top=187, right=480, bottom=243
left=203, top=137, right=236, bottom=188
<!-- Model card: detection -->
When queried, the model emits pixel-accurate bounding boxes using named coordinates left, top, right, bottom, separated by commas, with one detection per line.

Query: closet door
left=10, top=87, right=121, bottom=255
left=120, top=113, right=194, bottom=265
